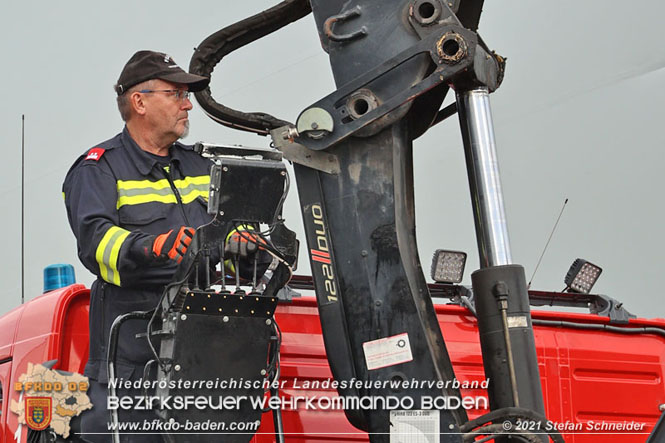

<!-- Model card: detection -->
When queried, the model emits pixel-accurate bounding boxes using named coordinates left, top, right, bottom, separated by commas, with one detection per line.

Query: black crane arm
left=189, top=2, right=549, bottom=442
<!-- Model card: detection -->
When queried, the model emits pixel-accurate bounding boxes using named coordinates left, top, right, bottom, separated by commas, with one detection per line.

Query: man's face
left=141, top=79, right=193, bottom=142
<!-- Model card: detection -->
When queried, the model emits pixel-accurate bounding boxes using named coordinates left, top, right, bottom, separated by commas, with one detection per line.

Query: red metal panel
left=250, top=299, right=665, bottom=442
left=0, top=307, right=23, bottom=362
left=1, top=289, right=664, bottom=442
left=0, top=360, right=11, bottom=440
left=3, top=284, right=89, bottom=443
left=57, top=292, right=90, bottom=374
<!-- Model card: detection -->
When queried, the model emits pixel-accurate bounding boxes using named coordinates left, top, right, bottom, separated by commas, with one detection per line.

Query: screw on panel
left=660, top=404, right=665, bottom=412
left=449, top=424, right=455, bottom=430
left=260, top=369, right=267, bottom=376
left=174, top=365, right=181, bottom=372
left=223, top=316, right=229, bottom=323
left=180, top=314, right=187, bottom=321
left=266, top=319, right=272, bottom=325
left=222, top=166, right=229, bottom=172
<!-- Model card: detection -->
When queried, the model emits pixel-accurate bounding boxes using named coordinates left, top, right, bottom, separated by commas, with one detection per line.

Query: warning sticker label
left=507, top=315, right=528, bottom=328
left=390, top=409, right=440, bottom=443
left=363, top=333, right=413, bottom=371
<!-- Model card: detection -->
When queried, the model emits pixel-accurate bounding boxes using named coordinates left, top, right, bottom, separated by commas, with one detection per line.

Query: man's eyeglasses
left=139, top=89, right=191, bottom=101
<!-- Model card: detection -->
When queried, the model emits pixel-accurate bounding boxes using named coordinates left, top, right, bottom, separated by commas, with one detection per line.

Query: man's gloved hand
left=225, top=227, right=266, bottom=258
left=151, top=226, right=195, bottom=263
left=224, top=226, right=271, bottom=280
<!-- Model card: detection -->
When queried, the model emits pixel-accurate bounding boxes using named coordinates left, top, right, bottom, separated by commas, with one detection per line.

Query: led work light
left=430, top=250, right=467, bottom=284
left=564, top=258, right=602, bottom=294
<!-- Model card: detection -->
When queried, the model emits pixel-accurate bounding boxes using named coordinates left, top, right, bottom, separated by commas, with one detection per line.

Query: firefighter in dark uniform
left=63, top=50, right=222, bottom=442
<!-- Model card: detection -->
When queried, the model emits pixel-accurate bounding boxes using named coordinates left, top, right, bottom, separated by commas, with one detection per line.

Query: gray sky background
left=1, top=1, right=664, bottom=319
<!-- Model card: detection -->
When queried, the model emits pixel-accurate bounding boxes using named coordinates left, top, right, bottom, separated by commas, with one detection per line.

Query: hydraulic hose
left=189, top=0, right=311, bottom=135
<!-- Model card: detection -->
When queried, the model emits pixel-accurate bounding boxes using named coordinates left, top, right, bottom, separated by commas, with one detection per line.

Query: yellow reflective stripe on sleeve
left=224, top=259, right=235, bottom=275
left=118, top=193, right=178, bottom=207
left=175, top=176, right=210, bottom=202
left=95, top=226, right=130, bottom=286
left=116, top=175, right=210, bottom=208
left=117, top=178, right=172, bottom=191
left=179, top=188, right=208, bottom=204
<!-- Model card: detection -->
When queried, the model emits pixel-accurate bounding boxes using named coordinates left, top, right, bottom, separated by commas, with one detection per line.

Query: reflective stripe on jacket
left=63, top=127, right=212, bottom=287
left=62, top=127, right=214, bottom=380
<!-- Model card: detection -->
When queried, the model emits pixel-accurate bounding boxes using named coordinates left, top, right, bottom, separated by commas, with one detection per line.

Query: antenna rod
left=21, top=115, right=25, bottom=304
left=527, top=198, right=568, bottom=289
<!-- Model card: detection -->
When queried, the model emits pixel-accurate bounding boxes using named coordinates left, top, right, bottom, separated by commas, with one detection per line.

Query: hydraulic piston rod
left=456, top=87, right=512, bottom=268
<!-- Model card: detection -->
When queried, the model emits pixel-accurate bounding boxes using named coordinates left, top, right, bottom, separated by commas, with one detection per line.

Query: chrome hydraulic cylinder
left=456, top=88, right=512, bottom=268
left=457, top=88, right=546, bottom=428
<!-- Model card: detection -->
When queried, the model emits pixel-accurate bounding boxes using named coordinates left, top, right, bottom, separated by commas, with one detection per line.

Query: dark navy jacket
left=63, top=127, right=213, bottom=382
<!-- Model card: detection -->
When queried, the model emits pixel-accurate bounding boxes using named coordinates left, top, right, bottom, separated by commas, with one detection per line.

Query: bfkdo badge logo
left=25, top=397, right=52, bottom=431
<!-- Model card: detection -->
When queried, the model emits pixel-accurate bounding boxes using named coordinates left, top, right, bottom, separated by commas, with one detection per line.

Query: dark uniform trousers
left=63, top=127, right=215, bottom=442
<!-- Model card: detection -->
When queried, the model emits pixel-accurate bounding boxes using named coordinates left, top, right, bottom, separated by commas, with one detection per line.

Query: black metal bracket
left=590, top=294, right=636, bottom=324
left=291, top=24, right=482, bottom=151
left=181, top=290, right=279, bottom=318
left=416, top=283, right=638, bottom=324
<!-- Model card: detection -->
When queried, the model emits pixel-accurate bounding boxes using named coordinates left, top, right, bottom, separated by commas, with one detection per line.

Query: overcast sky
left=1, top=1, right=664, bottom=320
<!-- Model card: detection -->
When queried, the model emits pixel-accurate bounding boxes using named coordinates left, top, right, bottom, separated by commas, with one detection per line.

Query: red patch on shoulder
left=85, top=147, right=106, bottom=161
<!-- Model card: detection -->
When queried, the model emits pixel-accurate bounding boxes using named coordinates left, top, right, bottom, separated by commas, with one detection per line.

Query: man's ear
left=131, top=91, right=147, bottom=116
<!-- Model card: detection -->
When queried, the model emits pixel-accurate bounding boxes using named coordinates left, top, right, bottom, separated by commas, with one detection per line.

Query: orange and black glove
left=224, top=227, right=271, bottom=279
left=224, top=227, right=266, bottom=258
left=150, top=226, right=195, bottom=263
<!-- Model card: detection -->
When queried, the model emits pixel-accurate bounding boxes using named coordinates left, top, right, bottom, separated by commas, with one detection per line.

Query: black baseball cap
left=115, top=50, right=209, bottom=95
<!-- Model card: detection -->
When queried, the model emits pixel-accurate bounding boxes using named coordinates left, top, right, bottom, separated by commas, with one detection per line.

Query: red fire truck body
left=1, top=284, right=663, bottom=442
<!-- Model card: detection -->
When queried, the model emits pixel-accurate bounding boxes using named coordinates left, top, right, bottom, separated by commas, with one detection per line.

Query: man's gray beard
left=179, top=120, right=190, bottom=139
